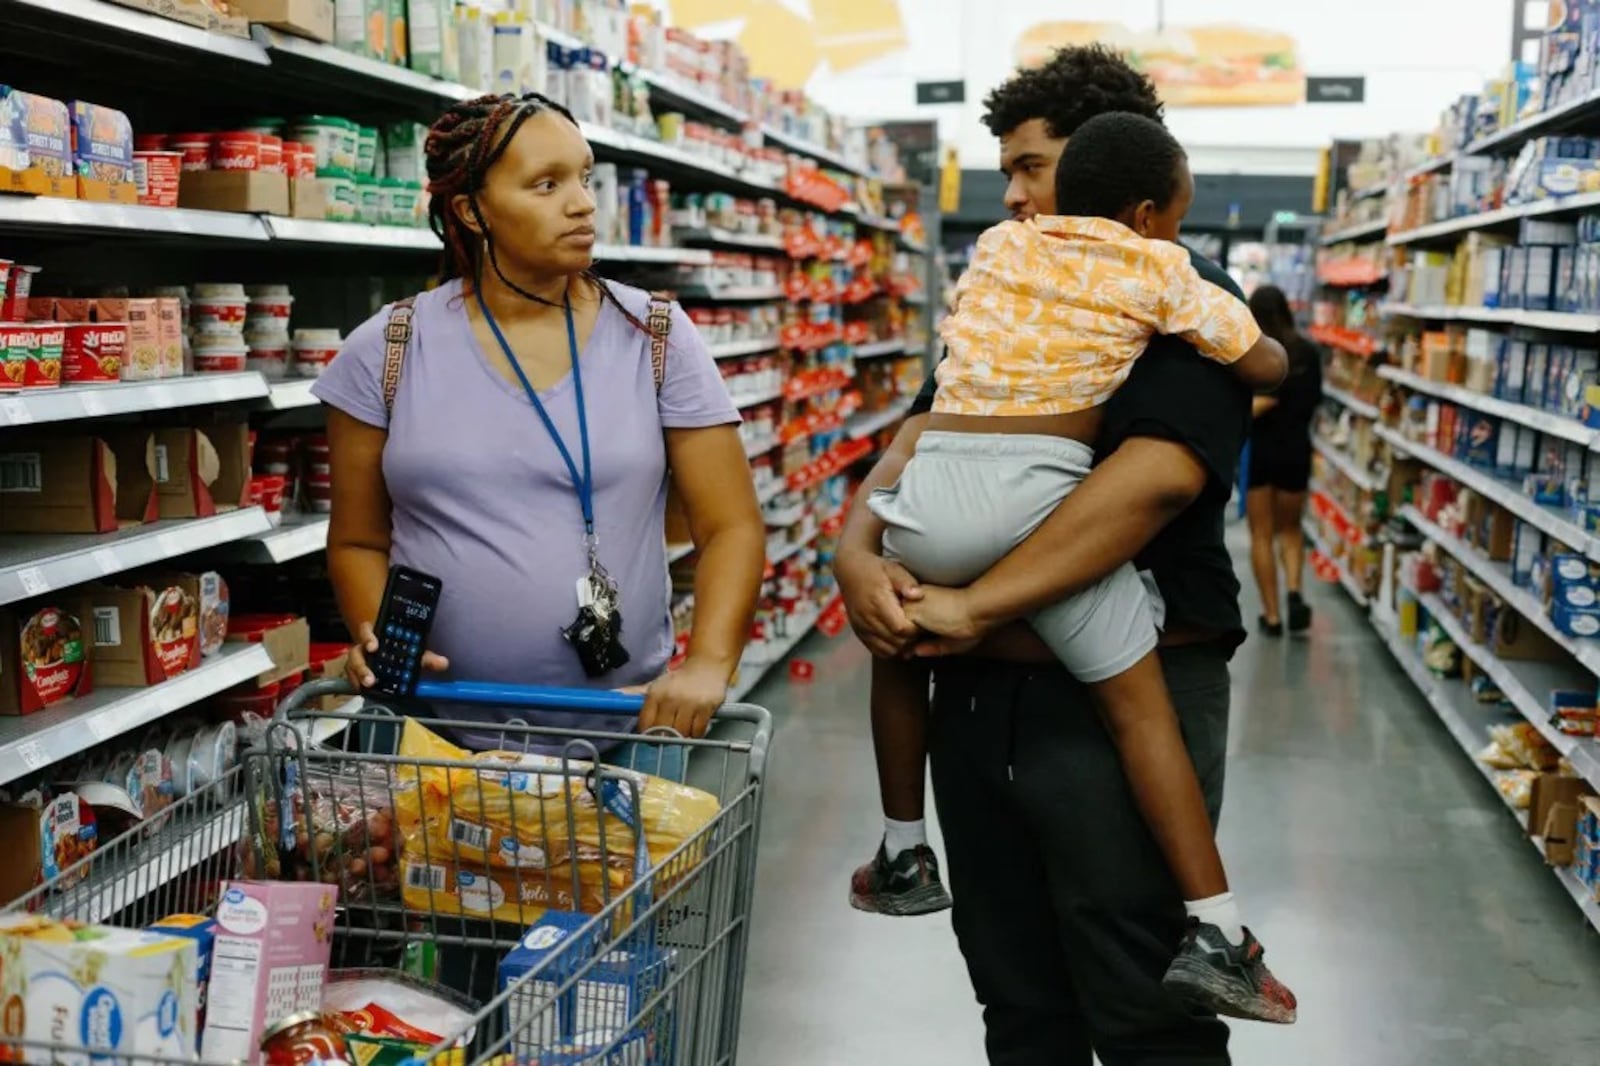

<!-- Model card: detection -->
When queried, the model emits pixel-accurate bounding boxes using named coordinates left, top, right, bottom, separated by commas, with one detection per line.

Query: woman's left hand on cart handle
left=346, top=620, right=451, bottom=688
left=629, top=658, right=729, bottom=738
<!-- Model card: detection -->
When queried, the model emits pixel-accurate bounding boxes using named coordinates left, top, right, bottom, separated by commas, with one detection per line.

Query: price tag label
left=16, top=741, right=46, bottom=772
left=16, top=567, right=48, bottom=597
left=0, top=401, right=32, bottom=426
left=92, top=549, right=119, bottom=575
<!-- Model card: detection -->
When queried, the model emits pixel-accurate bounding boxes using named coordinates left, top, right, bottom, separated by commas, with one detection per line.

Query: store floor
left=735, top=527, right=1600, bottom=1065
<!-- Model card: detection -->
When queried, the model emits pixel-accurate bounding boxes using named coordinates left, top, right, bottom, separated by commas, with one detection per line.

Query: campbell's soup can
left=168, top=132, right=213, bottom=171
left=259, top=134, right=283, bottom=174
left=211, top=130, right=262, bottom=171
left=63, top=323, right=128, bottom=383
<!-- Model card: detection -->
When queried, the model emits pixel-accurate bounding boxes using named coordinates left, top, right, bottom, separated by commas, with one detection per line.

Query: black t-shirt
left=1251, top=333, right=1323, bottom=463
left=907, top=248, right=1249, bottom=651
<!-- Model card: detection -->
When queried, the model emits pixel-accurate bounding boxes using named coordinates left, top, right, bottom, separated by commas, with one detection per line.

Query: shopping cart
left=5, top=678, right=775, bottom=1066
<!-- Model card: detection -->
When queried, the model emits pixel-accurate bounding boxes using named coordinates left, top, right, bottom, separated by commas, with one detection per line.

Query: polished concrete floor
left=735, top=527, right=1600, bottom=1064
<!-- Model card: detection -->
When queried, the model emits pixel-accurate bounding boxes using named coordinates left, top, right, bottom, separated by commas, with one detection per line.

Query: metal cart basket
left=5, top=678, right=775, bottom=1066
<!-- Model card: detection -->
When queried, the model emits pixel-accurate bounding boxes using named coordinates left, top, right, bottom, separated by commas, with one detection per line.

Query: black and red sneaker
left=849, top=841, right=953, bottom=916
left=1162, top=921, right=1298, bottom=1024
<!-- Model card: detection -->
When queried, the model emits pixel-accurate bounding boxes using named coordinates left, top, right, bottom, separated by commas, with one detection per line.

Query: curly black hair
left=1054, top=112, right=1186, bottom=221
left=981, top=43, right=1163, bottom=139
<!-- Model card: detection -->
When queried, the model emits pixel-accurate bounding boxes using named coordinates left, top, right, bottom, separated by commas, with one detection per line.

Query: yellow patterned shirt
left=934, top=215, right=1261, bottom=416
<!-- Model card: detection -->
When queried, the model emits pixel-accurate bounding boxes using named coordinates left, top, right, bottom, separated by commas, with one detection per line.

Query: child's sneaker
left=1162, top=921, right=1298, bottom=1024
left=848, top=841, right=953, bottom=916
left=1287, top=591, right=1313, bottom=633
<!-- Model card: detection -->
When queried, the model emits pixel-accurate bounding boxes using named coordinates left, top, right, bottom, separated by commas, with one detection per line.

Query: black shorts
left=1247, top=450, right=1311, bottom=492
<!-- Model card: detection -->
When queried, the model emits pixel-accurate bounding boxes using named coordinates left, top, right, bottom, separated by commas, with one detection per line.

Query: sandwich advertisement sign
left=1015, top=21, right=1305, bottom=108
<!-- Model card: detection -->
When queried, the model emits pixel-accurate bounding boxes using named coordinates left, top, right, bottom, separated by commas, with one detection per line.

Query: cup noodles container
left=259, top=133, right=283, bottom=173
left=246, top=288, right=293, bottom=323
left=291, top=328, right=341, bottom=377
left=245, top=334, right=289, bottom=378
left=210, top=130, right=261, bottom=171
left=306, top=471, right=332, bottom=513
left=193, top=334, right=247, bottom=373
left=4, top=263, right=39, bottom=320
left=132, top=150, right=181, bottom=208
left=168, top=132, right=213, bottom=171
left=134, top=133, right=167, bottom=151
left=62, top=322, right=127, bottom=383
left=190, top=294, right=248, bottom=333
left=250, top=473, right=287, bottom=516
left=0, top=323, right=64, bottom=391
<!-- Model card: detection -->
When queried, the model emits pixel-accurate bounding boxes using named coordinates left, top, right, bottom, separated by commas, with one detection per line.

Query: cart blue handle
left=412, top=679, right=645, bottom=713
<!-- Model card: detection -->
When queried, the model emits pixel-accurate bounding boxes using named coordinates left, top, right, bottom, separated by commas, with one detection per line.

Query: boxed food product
left=0, top=322, right=64, bottom=391
left=198, top=571, right=230, bottom=657
left=62, top=322, right=128, bottom=383
left=199, top=881, right=337, bottom=1064
left=0, top=792, right=97, bottom=904
left=335, top=0, right=388, bottom=60
left=232, top=0, right=335, bottom=42
left=0, top=435, right=145, bottom=534
left=0, top=87, right=74, bottom=197
left=155, top=296, right=183, bottom=378
left=113, top=423, right=252, bottom=521
left=89, top=575, right=203, bottom=688
left=178, top=168, right=290, bottom=216
left=147, top=914, right=217, bottom=1053
left=69, top=100, right=137, bottom=203
left=0, top=918, right=199, bottom=1061
left=0, top=597, right=95, bottom=714
left=226, top=613, right=310, bottom=686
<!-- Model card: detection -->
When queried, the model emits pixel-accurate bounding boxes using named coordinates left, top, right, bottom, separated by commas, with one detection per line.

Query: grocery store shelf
left=262, top=216, right=440, bottom=249
left=743, top=433, right=780, bottom=458
left=0, top=195, right=270, bottom=241
left=1322, top=383, right=1380, bottom=420
left=730, top=385, right=785, bottom=409
left=1419, top=590, right=1600, bottom=789
left=853, top=212, right=900, bottom=234
left=1380, top=303, right=1600, bottom=332
left=1401, top=504, right=1600, bottom=677
left=72, top=804, right=248, bottom=925
left=1465, top=86, right=1600, bottom=157
left=1372, top=609, right=1600, bottom=936
left=1319, top=218, right=1388, bottom=246
left=6, top=0, right=270, bottom=65
left=265, top=378, right=319, bottom=409
left=1350, top=184, right=1389, bottom=202
left=218, top=515, right=330, bottom=565
left=679, top=285, right=786, bottom=302
left=1311, top=436, right=1381, bottom=493
left=846, top=398, right=914, bottom=441
left=1377, top=365, right=1596, bottom=445
left=0, top=374, right=268, bottom=426
left=755, top=479, right=785, bottom=505
left=596, top=244, right=713, bottom=265
left=0, top=643, right=273, bottom=788
left=1388, top=190, right=1600, bottom=246
left=854, top=339, right=907, bottom=360
left=730, top=597, right=838, bottom=702
left=710, top=337, right=781, bottom=359
left=1303, top=518, right=1369, bottom=606
left=1375, top=423, right=1600, bottom=559
left=0, top=507, right=273, bottom=606
left=1402, top=156, right=1454, bottom=182
left=678, top=227, right=787, bottom=252
left=761, top=125, right=866, bottom=176
left=260, top=28, right=476, bottom=107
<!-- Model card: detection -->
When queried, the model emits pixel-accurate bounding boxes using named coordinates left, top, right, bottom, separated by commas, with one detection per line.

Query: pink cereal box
left=198, top=881, right=337, bottom=1063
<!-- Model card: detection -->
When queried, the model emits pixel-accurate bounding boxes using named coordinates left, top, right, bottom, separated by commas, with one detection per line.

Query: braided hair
left=425, top=92, right=647, bottom=330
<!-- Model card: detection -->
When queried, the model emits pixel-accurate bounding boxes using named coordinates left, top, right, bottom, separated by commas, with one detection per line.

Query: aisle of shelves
left=0, top=0, right=935, bottom=911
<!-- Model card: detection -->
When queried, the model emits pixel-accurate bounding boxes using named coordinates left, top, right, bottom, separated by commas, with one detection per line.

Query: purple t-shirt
left=312, top=278, right=738, bottom=743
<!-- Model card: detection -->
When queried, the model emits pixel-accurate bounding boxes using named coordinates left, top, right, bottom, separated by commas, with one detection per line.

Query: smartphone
left=369, top=565, right=443, bottom=697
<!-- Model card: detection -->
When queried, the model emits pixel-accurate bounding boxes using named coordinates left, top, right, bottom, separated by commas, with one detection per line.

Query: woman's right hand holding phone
left=344, top=621, right=450, bottom=689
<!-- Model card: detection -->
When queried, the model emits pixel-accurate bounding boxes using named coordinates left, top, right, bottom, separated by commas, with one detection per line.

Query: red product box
left=63, top=322, right=127, bottom=383
left=0, top=322, right=64, bottom=390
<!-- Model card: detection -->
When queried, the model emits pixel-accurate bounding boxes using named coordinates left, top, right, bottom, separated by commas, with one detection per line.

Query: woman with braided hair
left=313, top=92, right=765, bottom=756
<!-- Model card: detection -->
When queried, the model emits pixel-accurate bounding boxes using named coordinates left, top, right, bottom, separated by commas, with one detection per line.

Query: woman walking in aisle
left=314, top=92, right=766, bottom=756
left=1244, top=284, right=1323, bottom=635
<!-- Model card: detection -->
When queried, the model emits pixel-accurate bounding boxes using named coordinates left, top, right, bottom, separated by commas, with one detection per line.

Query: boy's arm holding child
left=1155, top=252, right=1286, bottom=391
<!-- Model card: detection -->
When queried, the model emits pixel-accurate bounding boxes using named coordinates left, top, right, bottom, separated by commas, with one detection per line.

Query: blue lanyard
left=475, top=287, right=595, bottom=536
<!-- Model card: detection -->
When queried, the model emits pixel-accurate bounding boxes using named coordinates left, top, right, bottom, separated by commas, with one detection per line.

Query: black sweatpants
left=927, top=642, right=1233, bottom=1065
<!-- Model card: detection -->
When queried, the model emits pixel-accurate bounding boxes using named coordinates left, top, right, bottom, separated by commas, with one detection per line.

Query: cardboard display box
left=89, top=575, right=202, bottom=688
left=178, top=169, right=289, bottom=216
left=0, top=596, right=96, bottom=715
left=0, top=435, right=155, bottom=534
left=232, top=0, right=333, bottom=40
left=111, top=423, right=250, bottom=522
left=226, top=614, right=310, bottom=687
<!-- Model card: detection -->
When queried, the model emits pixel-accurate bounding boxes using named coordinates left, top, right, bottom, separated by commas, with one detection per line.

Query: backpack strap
left=646, top=291, right=672, bottom=394
left=382, top=296, right=417, bottom=420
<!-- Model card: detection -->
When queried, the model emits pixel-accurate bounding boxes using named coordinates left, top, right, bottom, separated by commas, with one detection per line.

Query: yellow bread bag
left=399, top=842, right=630, bottom=926
left=391, top=718, right=719, bottom=875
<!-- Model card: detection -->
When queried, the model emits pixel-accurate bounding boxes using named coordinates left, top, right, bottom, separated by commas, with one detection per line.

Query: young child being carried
left=850, top=111, right=1297, bottom=1025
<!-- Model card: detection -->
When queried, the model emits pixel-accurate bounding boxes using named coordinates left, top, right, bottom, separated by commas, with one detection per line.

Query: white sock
left=883, top=817, right=927, bottom=859
left=1185, top=892, right=1245, bottom=945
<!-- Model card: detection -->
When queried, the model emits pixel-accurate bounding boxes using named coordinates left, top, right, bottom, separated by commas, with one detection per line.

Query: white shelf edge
left=1322, top=383, right=1380, bottom=420
left=730, top=599, right=836, bottom=702
left=262, top=216, right=439, bottom=249
left=1388, top=190, right=1600, bottom=246
left=1311, top=436, right=1381, bottom=493
left=854, top=339, right=907, bottom=359
left=1374, top=424, right=1600, bottom=560
left=1376, top=365, right=1596, bottom=446
left=24, top=0, right=271, bottom=63
left=239, top=516, right=329, bottom=564
left=0, top=643, right=273, bottom=787
left=846, top=398, right=914, bottom=441
left=266, top=378, right=319, bottom=410
left=1319, top=218, right=1389, bottom=246
left=1, top=374, right=269, bottom=426
left=731, top=385, right=785, bottom=410
left=666, top=542, right=694, bottom=564
left=0, top=196, right=272, bottom=241
left=710, top=337, right=781, bottom=359
left=678, top=228, right=786, bottom=252
left=679, top=286, right=785, bottom=302
left=755, top=479, right=785, bottom=505
left=1379, top=303, right=1600, bottom=333
left=72, top=805, right=248, bottom=925
left=0, top=507, right=274, bottom=607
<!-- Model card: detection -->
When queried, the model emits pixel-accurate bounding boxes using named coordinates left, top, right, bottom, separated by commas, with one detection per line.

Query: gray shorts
left=868, top=431, right=1161, bottom=683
